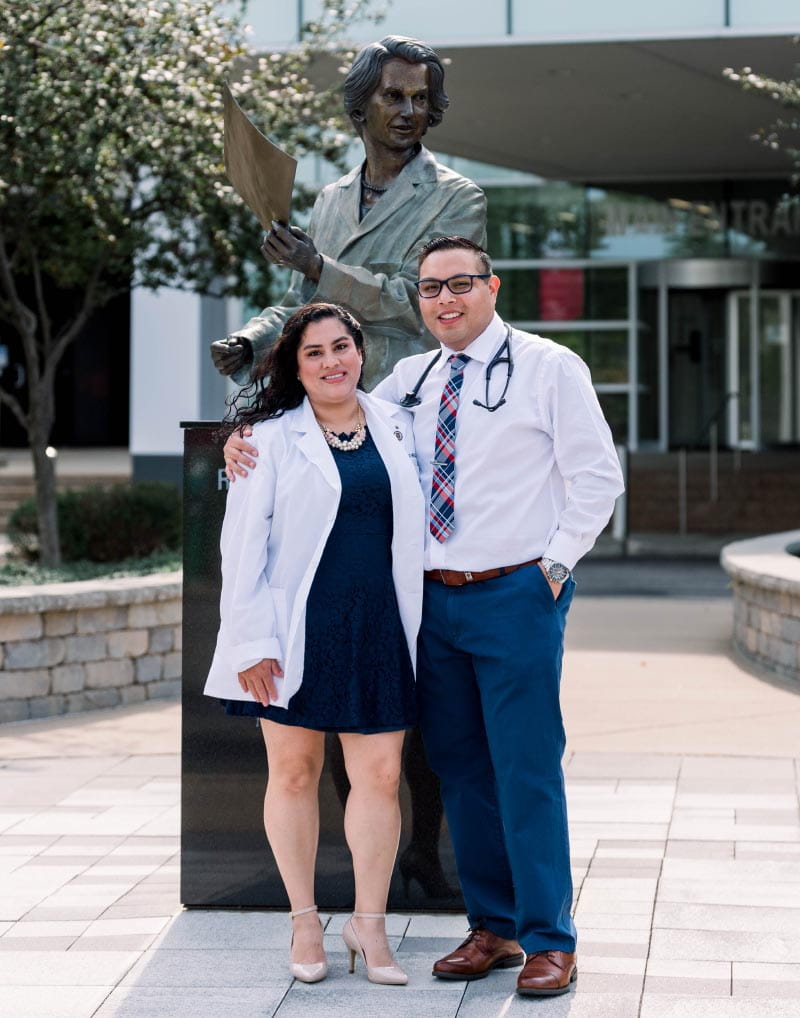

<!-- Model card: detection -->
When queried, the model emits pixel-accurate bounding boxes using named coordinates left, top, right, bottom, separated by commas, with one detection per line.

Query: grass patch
left=0, top=550, right=182, bottom=587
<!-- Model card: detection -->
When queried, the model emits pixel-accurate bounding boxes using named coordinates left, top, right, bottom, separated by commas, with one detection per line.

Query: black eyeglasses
left=415, top=273, right=491, bottom=298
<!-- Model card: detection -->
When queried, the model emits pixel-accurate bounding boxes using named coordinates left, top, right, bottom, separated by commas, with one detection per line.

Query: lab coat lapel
left=348, top=147, right=437, bottom=242
left=291, top=399, right=340, bottom=492
left=334, top=164, right=362, bottom=237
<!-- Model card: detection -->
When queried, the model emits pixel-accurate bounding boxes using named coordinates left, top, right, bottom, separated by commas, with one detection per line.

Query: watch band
left=541, top=557, right=570, bottom=583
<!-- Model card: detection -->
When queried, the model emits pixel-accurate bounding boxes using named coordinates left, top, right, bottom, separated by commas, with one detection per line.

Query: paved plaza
left=1, top=582, right=799, bottom=1018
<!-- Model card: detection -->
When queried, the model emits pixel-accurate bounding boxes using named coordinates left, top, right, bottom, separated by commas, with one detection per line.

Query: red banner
left=538, top=268, right=584, bottom=321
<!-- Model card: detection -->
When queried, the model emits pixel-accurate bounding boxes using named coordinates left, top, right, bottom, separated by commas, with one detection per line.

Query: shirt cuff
left=542, top=534, right=586, bottom=572
left=315, top=255, right=353, bottom=304
left=229, top=638, right=282, bottom=674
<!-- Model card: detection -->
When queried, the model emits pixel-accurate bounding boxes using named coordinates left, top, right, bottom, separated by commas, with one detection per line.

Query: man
left=211, top=36, right=486, bottom=389
left=224, top=237, right=624, bottom=998
left=370, top=236, right=624, bottom=997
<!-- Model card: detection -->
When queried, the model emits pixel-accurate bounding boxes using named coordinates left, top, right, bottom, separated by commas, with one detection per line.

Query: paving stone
left=461, top=985, right=639, bottom=1017
left=647, top=960, right=730, bottom=978
left=664, top=841, right=734, bottom=859
left=644, top=976, right=732, bottom=996
left=0, top=986, right=111, bottom=1018
left=2, top=919, right=89, bottom=938
left=654, top=902, right=800, bottom=935
left=154, top=910, right=302, bottom=950
left=120, top=947, right=294, bottom=987
left=640, top=996, right=800, bottom=1017
left=0, top=949, right=138, bottom=984
left=658, top=879, right=800, bottom=908
left=650, top=929, right=800, bottom=963
left=0, top=936, right=77, bottom=951
left=94, top=986, right=287, bottom=1018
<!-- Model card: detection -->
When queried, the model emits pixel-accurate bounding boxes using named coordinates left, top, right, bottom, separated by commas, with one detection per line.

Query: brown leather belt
left=423, top=558, right=541, bottom=587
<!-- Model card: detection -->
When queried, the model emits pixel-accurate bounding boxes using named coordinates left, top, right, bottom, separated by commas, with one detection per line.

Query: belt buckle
left=464, top=570, right=473, bottom=583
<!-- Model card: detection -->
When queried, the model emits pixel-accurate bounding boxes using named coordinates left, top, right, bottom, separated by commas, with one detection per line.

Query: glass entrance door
left=728, top=292, right=800, bottom=448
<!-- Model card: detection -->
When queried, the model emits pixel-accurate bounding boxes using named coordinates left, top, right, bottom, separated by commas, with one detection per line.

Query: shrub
left=8, top=483, right=182, bottom=563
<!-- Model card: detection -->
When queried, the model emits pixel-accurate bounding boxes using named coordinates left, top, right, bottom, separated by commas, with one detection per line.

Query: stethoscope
left=399, top=325, right=514, bottom=412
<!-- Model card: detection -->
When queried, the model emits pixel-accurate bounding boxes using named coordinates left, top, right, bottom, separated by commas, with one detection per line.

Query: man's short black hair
left=418, top=236, right=493, bottom=276
left=343, top=36, right=448, bottom=135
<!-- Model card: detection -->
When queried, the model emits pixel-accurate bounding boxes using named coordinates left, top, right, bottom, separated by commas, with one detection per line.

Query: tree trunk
left=29, top=394, right=61, bottom=568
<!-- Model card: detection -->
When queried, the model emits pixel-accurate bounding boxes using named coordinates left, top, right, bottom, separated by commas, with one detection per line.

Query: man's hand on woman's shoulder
left=224, top=427, right=258, bottom=482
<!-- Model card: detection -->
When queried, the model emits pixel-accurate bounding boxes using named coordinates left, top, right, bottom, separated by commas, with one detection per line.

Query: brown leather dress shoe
left=516, top=950, right=577, bottom=996
left=433, top=928, right=524, bottom=981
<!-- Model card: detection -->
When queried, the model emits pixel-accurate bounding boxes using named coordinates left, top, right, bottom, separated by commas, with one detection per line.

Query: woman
left=204, top=303, right=423, bottom=986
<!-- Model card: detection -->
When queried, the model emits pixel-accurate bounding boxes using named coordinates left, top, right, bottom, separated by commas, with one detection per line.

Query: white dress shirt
left=372, top=313, right=625, bottom=572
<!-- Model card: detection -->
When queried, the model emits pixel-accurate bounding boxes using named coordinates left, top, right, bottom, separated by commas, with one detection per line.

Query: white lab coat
left=203, top=393, right=425, bottom=710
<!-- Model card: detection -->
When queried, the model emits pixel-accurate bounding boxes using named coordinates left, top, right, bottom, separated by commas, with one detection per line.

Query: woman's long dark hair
left=223, top=303, right=367, bottom=435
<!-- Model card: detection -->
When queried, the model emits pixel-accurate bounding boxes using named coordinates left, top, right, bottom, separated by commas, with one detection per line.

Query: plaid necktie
left=430, top=353, right=470, bottom=543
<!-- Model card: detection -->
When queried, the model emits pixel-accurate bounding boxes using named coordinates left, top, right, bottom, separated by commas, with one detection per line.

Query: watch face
left=544, top=560, right=569, bottom=583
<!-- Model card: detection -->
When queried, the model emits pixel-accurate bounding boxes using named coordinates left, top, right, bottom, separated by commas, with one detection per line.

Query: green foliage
left=0, top=549, right=181, bottom=586
left=0, top=0, right=377, bottom=304
left=724, top=40, right=800, bottom=187
left=8, top=482, right=182, bottom=562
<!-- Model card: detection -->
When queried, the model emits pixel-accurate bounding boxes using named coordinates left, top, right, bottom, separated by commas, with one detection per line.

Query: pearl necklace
left=317, top=408, right=367, bottom=452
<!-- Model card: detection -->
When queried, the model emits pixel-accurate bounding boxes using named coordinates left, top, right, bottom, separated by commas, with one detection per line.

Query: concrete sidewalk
left=1, top=593, right=799, bottom=1018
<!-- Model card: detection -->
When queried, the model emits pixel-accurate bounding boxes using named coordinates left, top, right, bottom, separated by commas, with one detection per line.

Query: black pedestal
left=179, top=422, right=463, bottom=911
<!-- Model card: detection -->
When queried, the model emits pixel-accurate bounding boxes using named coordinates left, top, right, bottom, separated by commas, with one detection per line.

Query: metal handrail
left=678, top=391, right=741, bottom=525
left=690, top=391, right=739, bottom=448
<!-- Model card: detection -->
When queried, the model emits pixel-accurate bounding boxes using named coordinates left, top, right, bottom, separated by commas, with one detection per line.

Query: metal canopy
left=431, top=33, right=799, bottom=184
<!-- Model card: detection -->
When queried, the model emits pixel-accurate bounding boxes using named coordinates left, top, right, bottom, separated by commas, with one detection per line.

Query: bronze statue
left=211, top=36, right=487, bottom=388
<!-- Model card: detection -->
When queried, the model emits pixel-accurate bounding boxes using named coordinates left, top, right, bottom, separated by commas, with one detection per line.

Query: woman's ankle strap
left=352, top=911, right=385, bottom=919
left=291, top=905, right=318, bottom=918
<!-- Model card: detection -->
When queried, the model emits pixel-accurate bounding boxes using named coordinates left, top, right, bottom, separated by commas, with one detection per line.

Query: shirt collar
left=434, top=313, right=505, bottom=371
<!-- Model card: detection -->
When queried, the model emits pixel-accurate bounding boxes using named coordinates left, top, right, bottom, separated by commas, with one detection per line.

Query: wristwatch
left=541, top=557, right=570, bottom=583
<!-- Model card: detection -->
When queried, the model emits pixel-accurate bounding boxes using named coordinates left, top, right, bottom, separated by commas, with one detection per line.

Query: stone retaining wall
left=721, top=531, right=800, bottom=686
left=0, top=573, right=182, bottom=723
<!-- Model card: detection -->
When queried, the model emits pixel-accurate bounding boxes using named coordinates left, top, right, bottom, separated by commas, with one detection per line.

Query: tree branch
left=0, top=221, right=39, bottom=379
left=0, top=384, right=28, bottom=432
left=29, top=247, right=52, bottom=353
left=42, top=255, right=107, bottom=389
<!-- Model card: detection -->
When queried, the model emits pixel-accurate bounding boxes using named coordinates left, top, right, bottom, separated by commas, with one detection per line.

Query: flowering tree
left=724, top=42, right=800, bottom=187
left=0, top=0, right=376, bottom=565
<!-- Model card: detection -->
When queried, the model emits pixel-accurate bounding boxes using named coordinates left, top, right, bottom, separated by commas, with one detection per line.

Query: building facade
left=123, top=1, right=800, bottom=482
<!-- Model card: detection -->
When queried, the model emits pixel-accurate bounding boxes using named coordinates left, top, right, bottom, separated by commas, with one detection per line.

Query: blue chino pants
left=416, top=563, right=576, bottom=954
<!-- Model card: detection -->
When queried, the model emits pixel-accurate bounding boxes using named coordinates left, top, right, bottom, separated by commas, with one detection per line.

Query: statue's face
left=362, top=58, right=430, bottom=152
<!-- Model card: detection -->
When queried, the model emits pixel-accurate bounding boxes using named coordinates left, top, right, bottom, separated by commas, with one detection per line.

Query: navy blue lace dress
left=224, top=427, right=416, bottom=733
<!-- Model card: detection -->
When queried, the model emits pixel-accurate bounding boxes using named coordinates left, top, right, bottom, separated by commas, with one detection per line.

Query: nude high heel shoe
left=342, top=912, right=408, bottom=985
left=290, top=905, right=328, bottom=983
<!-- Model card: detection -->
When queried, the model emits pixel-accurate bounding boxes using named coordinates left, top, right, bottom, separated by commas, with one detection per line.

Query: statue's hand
left=210, top=337, right=252, bottom=377
left=261, top=221, right=322, bottom=283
